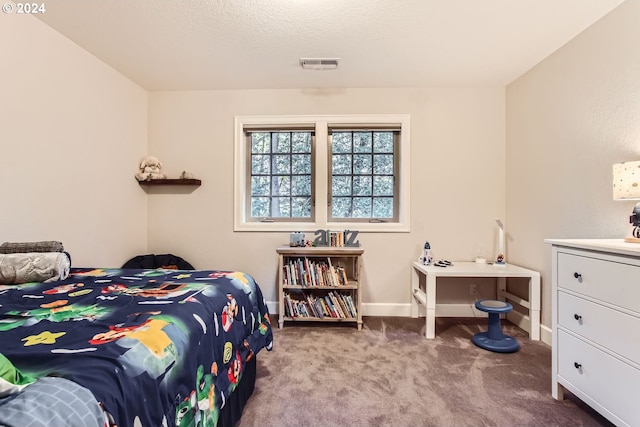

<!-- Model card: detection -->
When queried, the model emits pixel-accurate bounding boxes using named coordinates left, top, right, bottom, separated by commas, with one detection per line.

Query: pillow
left=0, top=353, right=35, bottom=397
left=0, top=252, right=71, bottom=285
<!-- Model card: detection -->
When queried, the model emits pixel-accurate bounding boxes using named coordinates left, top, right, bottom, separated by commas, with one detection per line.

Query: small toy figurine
left=495, top=253, right=506, bottom=265
left=419, top=241, right=433, bottom=265
left=289, top=232, right=305, bottom=247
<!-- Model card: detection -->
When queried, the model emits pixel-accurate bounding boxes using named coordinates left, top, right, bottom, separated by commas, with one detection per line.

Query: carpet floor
left=238, top=316, right=614, bottom=427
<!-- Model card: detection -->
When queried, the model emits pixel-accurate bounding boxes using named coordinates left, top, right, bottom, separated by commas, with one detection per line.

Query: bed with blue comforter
left=0, top=267, right=273, bottom=427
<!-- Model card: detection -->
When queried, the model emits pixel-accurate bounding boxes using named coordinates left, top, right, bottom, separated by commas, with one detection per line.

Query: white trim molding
left=234, top=114, right=411, bottom=232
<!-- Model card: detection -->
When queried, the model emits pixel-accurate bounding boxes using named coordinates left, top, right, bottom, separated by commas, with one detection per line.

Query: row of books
left=283, top=257, right=349, bottom=287
left=313, top=229, right=359, bottom=247
left=283, top=291, right=357, bottom=319
left=327, top=230, right=347, bottom=247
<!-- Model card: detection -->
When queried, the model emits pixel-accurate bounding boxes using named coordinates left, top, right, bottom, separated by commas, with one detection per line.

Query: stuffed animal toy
left=135, top=156, right=167, bottom=181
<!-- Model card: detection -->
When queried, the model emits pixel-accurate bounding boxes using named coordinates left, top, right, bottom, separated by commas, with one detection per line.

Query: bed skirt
left=218, top=356, right=256, bottom=427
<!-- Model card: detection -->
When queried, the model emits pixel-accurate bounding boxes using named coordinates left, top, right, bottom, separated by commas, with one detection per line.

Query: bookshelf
left=277, top=246, right=364, bottom=330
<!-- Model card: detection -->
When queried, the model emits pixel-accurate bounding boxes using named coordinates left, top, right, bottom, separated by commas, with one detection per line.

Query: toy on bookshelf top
left=289, top=232, right=306, bottom=247
left=313, top=229, right=360, bottom=247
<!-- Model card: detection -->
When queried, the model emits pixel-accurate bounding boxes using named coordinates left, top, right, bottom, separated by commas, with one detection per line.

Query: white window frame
left=234, top=114, right=411, bottom=232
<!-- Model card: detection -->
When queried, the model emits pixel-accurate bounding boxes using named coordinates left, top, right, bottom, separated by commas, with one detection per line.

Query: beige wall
left=506, top=0, right=640, bottom=332
left=14, top=1, right=633, bottom=333
left=1, top=11, right=506, bottom=317
left=0, top=13, right=149, bottom=266
left=147, top=88, right=506, bottom=312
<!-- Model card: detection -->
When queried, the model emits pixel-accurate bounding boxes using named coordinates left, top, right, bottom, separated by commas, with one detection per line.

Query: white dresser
left=545, top=239, right=640, bottom=427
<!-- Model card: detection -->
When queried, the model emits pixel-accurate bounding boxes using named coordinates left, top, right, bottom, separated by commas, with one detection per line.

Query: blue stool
left=472, top=300, right=520, bottom=353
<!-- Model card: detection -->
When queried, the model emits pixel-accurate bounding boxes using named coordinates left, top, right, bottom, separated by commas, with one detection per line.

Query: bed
left=0, top=261, right=273, bottom=427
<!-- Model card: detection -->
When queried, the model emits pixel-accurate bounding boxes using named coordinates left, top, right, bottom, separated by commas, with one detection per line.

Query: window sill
left=233, top=221, right=410, bottom=233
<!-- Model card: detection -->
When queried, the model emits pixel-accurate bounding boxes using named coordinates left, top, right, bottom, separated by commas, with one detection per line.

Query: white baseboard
left=361, top=302, right=412, bottom=317
left=266, top=300, right=277, bottom=316
left=361, top=302, right=486, bottom=317
left=270, top=302, right=485, bottom=318
left=268, top=300, right=552, bottom=346
left=435, top=303, right=486, bottom=317
left=539, top=324, right=552, bottom=346
left=505, top=309, right=528, bottom=332
left=268, top=301, right=415, bottom=317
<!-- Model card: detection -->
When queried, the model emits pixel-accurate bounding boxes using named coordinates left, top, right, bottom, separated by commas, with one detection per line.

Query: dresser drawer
left=558, top=330, right=640, bottom=426
left=557, top=252, right=640, bottom=313
left=558, top=291, right=640, bottom=364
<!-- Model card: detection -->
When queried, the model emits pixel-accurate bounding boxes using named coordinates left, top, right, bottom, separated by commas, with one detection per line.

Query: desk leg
left=529, top=273, right=541, bottom=340
left=496, top=277, right=508, bottom=325
left=411, top=265, right=419, bottom=318
left=497, top=277, right=506, bottom=302
left=426, top=274, right=436, bottom=339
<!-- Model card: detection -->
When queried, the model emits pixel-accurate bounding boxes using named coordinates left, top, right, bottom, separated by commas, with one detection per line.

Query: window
left=234, top=115, right=410, bottom=232
left=330, top=128, right=399, bottom=222
left=247, top=129, right=314, bottom=221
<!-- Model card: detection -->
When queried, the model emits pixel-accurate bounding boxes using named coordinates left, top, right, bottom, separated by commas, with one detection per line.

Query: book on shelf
left=337, top=292, right=349, bottom=318
left=329, top=231, right=343, bottom=247
left=345, top=295, right=358, bottom=317
left=317, top=297, right=330, bottom=317
left=284, top=290, right=356, bottom=320
left=323, top=295, right=337, bottom=318
left=306, top=295, right=323, bottom=318
left=337, top=291, right=356, bottom=318
left=283, top=256, right=350, bottom=287
left=337, top=266, right=348, bottom=286
left=284, top=293, right=295, bottom=318
left=326, top=292, right=339, bottom=317
left=327, top=258, right=337, bottom=286
left=336, top=292, right=352, bottom=318
left=327, top=292, right=344, bottom=318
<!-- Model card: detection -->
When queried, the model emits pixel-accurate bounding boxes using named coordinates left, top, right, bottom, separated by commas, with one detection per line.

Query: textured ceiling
left=33, top=0, right=625, bottom=91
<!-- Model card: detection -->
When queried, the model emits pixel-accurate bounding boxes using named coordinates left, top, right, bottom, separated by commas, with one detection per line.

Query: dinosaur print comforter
left=0, top=268, right=273, bottom=427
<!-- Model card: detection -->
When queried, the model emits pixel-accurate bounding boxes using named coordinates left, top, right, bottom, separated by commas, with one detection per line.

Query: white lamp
left=495, top=219, right=506, bottom=264
left=612, top=161, right=640, bottom=243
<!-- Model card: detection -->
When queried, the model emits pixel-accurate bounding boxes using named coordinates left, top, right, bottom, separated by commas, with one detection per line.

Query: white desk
left=411, top=261, right=540, bottom=340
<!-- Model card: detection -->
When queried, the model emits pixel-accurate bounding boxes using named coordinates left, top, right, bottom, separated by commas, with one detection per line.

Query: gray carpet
left=238, top=316, right=614, bottom=427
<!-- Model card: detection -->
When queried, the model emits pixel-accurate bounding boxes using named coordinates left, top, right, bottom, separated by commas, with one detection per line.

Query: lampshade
left=612, top=161, right=640, bottom=200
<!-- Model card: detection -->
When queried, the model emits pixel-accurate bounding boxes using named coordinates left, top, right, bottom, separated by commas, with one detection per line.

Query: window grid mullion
left=245, top=122, right=400, bottom=224
left=248, top=129, right=313, bottom=221
left=329, top=129, right=396, bottom=221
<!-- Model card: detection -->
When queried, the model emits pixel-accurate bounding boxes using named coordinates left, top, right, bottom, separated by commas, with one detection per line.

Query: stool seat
left=472, top=299, right=519, bottom=353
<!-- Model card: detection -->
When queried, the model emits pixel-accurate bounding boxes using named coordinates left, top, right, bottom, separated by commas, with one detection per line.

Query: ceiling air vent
left=300, top=58, right=339, bottom=70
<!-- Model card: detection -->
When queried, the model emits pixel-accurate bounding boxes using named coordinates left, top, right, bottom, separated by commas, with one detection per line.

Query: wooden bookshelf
left=277, top=245, right=363, bottom=330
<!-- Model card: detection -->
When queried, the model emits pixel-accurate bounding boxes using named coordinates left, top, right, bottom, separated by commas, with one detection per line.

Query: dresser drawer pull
left=573, top=272, right=582, bottom=280
left=574, top=362, right=582, bottom=370
left=573, top=313, right=582, bottom=321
